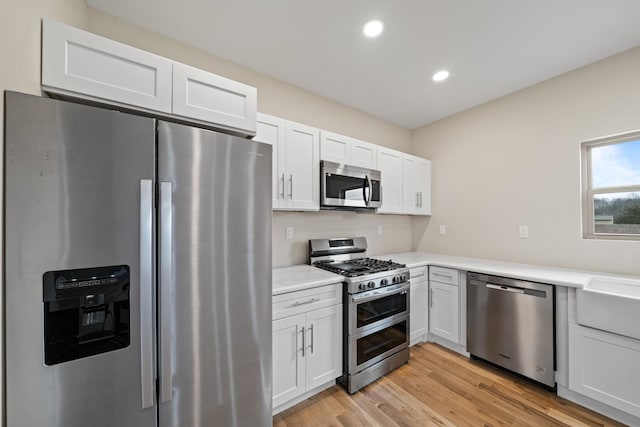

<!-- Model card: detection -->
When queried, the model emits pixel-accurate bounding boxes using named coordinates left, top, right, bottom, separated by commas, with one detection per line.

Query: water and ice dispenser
left=42, top=265, right=131, bottom=365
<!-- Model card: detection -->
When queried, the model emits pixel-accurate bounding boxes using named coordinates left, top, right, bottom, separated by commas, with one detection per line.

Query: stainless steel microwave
left=320, top=160, right=382, bottom=210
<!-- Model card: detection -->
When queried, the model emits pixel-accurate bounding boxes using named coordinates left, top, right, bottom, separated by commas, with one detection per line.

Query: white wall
left=411, top=46, right=640, bottom=277
left=85, top=9, right=415, bottom=266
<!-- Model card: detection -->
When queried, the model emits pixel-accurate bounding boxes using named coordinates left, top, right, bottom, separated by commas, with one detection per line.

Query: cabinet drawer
left=273, top=283, right=342, bottom=320
left=42, top=19, right=172, bottom=113
left=410, top=266, right=428, bottom=282
left=429, top=266, right=459, bottom=286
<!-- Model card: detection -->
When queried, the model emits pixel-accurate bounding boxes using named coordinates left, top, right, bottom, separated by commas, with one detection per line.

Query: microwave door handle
left=363, top=175, right=371, bottom=205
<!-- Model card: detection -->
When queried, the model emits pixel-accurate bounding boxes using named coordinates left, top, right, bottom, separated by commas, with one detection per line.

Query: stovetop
left=313, top=257, right=406, bottom=277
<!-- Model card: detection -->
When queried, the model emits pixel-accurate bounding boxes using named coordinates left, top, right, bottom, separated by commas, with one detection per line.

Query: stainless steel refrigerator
left=4, top=91, right=272, bottom=427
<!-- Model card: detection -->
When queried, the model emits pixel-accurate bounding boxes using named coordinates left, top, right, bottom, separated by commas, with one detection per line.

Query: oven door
left=349, top=282, right=410, bottom=335
left=349, top=316, right=409, bottom=374
left=321, top=160, right=381, bottom=209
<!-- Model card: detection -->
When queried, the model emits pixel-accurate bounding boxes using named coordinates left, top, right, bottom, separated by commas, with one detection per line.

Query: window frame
left=581, top=131, right=640, bottom=241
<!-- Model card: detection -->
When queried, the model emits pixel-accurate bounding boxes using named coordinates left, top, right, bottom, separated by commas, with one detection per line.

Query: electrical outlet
left=378, top=225, right=383, bottom=235
left=286, top=226, right=293, bottom=240
left=518, top=225, right=529, bottom=239
left=439, top=225, right=447, bottom=235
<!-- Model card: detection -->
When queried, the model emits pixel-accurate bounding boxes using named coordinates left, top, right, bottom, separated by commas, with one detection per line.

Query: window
left=582, top=132, right=640, bottom=240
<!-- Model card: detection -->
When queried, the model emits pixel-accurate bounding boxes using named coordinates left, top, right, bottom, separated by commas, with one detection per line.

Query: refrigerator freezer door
left=4, top=92, right=157, bottom=427
left=157, top=121, right=273, bottom=427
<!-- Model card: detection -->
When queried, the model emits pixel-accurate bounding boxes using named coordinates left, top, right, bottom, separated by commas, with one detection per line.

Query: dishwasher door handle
left=486, top=283, right=525, bottom=293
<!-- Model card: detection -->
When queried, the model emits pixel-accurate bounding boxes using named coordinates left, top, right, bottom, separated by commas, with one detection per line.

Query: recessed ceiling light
left=432, top=70, right=450, bottom=82
left=363, top=19, right=384, bottom=38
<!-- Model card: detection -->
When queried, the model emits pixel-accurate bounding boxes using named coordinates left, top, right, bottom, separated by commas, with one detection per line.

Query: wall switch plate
left=518, top=225, right=529, bottom=238
left=439, top=225, right=447, bottom=235
left=378, top=225, right=383, bottom=235
left=286, top=226, right=293, bottom=240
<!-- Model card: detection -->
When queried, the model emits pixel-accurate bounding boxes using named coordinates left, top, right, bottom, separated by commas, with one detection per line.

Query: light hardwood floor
left=273, top=343, right=626, bottom=427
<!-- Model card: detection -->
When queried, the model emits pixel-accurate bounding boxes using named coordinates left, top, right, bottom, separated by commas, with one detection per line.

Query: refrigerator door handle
left=159, top=181, right=174, bottom=403
left=139, top=179, right=155, bottom=409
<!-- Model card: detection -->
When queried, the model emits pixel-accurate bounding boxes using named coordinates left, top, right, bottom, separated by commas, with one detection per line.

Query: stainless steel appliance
left=320, top=160, right=382, bottom=210
left=309, top=237, right=409, bottom=394
left=467, top=272, right=555, bottom=388
left=4, top=91, right=272, bottom=427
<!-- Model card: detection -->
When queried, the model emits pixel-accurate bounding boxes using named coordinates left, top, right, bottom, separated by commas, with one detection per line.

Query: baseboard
left=557, top=385, right=640, bottom=426
left=272, top=380, right=337, bottom=416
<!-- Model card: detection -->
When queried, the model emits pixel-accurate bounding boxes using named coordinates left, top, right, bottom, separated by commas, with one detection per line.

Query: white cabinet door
left=42, top=18, right=172, bottom=113
left=283, top=121, right=320, bottom=210
left=429, top=282, right=459, bottom=343
left=350, top=138, right=378, bottom=169
left=272, top=314, right=306, bottom=408
left=403, top=154, right=431, bottom=215
left=410, top=280, right=428, bottom=346
left=414, top=158, right=431, bottom=215
left=255, top=113, right=286, bottom=208
left=172, top=62, right=257, bottom=135
left=320, top=130, right=350, bottom=164
left=377, top=147, right=404, bottom=214
left=569, top=323, right=640, bottom=418
left=305, top=305, right=342, bottom=390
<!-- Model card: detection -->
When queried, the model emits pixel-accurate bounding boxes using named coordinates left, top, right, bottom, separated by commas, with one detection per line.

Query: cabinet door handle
left=430, top=288, right=434, bottom=307
left=280, top=173, right=285, bottom=199
left=289, top=174, right=293, bottom=199
left=309, top=324, right=314, bottom=354
left=300, top=326, right=305, bottom=357
left=416, top=192, right=419, bottom=207
left=419, top=191, right=422, bottom=208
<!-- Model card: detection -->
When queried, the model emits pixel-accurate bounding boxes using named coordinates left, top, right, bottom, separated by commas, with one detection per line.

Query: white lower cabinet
left=272, top=284, right=342, bottom=412
left=429, top=266, right=460, bottom=345
left=409, top=267, right=428, bottom=346
left=569, top=323, right=640, bottom=418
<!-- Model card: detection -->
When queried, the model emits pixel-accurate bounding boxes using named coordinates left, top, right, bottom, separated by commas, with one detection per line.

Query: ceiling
left=86, top=0, right=640, bottom=129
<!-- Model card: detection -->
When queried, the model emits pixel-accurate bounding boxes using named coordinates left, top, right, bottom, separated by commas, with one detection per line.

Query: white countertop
left=378, top=251, right=640, bottom=288
left=272, top=265, right=343, bottom=295
left=273, top=252, right=640, bottom=295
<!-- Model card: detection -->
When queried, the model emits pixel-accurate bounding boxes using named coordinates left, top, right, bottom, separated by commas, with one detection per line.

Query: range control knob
left=359, top=283, right=367, bottom=290
left=367, top=281, right=375, bottom=288
left=380, top=278, right=388, bottom=286
left=401, top=274, right=408, bottom=282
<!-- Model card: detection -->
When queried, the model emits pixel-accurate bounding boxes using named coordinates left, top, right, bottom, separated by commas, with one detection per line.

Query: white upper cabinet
left=377, top=147, right=404, bottom=214
left=42, top=18, right=172, bottom=113
left=320, top=131, right=378, bottom=169
left=319, top=131, right=350, bottom=165
left=403, top=154, right=432, bottom=215
left=255, top=113, right=286, bottom=208
left=256, top=114, right=319, bottom=211
left=42, top=19, right=257, bottom=136
left=284, top=121, right=320, bottom=210
left=172, top=62, right=257, bottom=135
left=350, top=138, right=378, bottom=169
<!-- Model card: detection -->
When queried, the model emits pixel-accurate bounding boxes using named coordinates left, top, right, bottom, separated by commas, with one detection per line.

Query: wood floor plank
left=274, top=343, right=626, bottom=427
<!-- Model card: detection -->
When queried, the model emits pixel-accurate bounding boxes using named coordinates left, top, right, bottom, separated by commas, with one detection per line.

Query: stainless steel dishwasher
left=467, top=272, right=555, bottom=388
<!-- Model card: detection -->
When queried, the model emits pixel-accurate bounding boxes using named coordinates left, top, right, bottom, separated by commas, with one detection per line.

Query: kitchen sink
left=576, top=276, right=640, bottom=340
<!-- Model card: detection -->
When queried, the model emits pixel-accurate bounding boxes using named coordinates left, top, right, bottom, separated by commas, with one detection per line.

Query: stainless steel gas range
left=309, top=237, right=410, bottom=394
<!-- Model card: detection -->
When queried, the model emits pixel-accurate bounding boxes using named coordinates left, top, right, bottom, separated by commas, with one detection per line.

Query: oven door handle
left=352, top=283, right=410, bottom=304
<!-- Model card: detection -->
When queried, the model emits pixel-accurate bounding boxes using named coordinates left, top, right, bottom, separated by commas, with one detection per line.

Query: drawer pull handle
left=433, top=272, right=453, bottom=279
left=292, top=298, right=319, bottom=307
